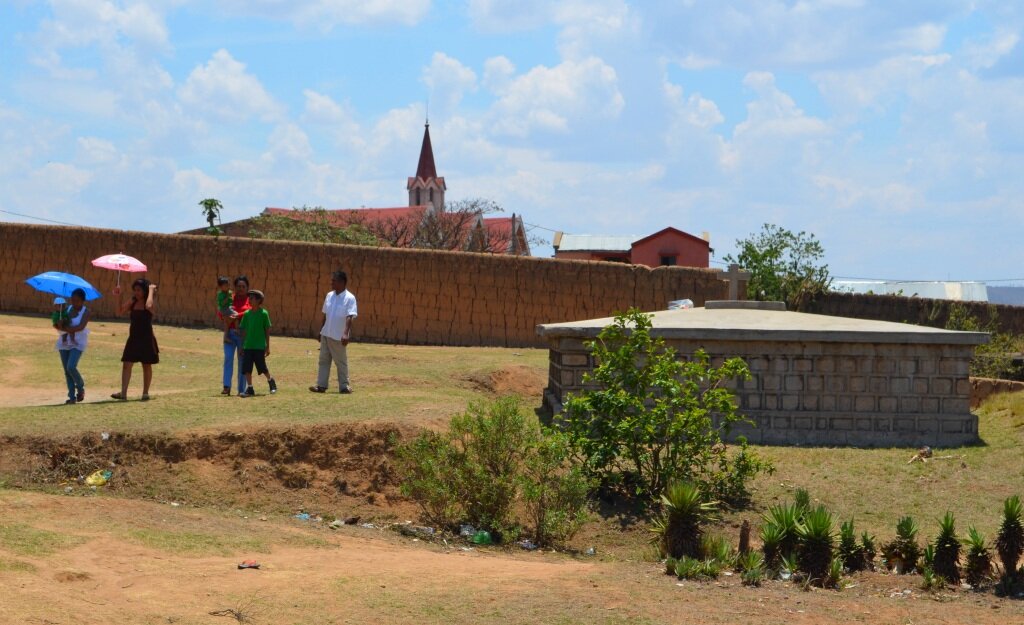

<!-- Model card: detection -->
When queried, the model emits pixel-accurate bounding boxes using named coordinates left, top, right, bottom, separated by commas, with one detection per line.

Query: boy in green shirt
left=237, top=290, right=277, bottom=397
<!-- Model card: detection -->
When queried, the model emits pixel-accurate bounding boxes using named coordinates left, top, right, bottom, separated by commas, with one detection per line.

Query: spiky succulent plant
left=932, top=511, right=961, bottom=584
left=996, top=495, right=1023, bottom=578
left=964, top=526, right=993, bottom=587
left=658, top=482, right=717, bottom=560
left=797, top=505, right=835, bottom=585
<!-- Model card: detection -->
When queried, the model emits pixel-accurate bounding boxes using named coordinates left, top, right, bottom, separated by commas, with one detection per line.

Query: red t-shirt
left=228, top=292, right=251, bottom=329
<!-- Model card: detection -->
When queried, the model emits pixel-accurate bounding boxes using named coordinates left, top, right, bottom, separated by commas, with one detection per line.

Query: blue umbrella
left=25, top=271, right=102, bottom=301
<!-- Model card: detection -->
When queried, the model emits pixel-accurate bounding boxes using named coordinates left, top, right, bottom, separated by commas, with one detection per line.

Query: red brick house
left=552, top=227, right=710, bottom=268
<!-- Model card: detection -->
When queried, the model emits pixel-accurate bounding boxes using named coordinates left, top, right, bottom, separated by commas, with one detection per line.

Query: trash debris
left=237, top=560, right=260, bottom=570
left=584, top=546, right=597, bottom=556
left=63, top=486, right=73, bottom=494
left=907, top=446, right=933, bottom=464
left=517, top=539, right=538, bottom=551
left=459, top=524, right=476, bottom=538
left=668, top=299, right=694, bottom=310
left=84, top=469, right=112, bottom=487
left=294, top=512, right=311, bottom=521
left=471, top=530, right=493, bottom=545
left=100, top=432, right=110, bottom=441
left=329, top=519, right=344, bottom=530
left=399, top=525, right=436, bottom=538
left=343, top=515, right=360, bottom=525
left=170, top=502, right=181, bottom=507
left=360, top=523, right=377, bottom=529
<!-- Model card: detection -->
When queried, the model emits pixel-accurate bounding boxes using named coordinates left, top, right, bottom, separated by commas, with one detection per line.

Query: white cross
left=719, top=263, right=751, bottom=300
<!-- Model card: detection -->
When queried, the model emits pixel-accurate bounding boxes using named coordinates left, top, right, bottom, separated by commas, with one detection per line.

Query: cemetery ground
left=0, top=313, right=1022, bottom=624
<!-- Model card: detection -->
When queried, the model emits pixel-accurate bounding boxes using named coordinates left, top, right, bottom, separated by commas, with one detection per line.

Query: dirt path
left=2, top=491, right=1021, bottom=625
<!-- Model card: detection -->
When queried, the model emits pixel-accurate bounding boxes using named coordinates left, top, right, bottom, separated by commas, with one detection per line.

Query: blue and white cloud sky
left=2, top=1, right=1023, bottom=281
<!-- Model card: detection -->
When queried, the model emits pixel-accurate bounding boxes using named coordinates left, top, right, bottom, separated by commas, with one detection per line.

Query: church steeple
left=407, top=121, right=446, bottom=213
left=416, top=123, right=437, bottom=179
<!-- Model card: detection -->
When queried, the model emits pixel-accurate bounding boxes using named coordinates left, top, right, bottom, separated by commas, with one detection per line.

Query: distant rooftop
left=555, top=234, right=637, bottom=252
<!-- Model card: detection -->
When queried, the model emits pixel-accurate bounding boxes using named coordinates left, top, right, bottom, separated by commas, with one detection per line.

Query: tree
left=723, top=224, right=831, bottom=310
left=199, top=198, right=224, bottom=236
left=246, top=206, right=379, bottom=246
left=348, top=197, right=505, bottom=251
left=559, top=309, right=771, bottom=504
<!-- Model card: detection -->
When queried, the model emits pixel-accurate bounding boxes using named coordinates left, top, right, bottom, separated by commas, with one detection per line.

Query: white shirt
left=321, top=289, right=357, bottom=341
left=55, top=305, right=90, bottom=351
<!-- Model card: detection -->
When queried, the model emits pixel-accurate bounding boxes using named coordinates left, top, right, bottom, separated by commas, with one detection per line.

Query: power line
left=0, top=206, right=82, bottom=226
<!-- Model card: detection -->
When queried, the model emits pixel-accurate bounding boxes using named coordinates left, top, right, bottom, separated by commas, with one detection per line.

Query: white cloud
left=489, top=57, right=625, bottom=135
left=178, top=50, right=283, bottom=123
left=483, top=56, right=516, bottom=91
left=36, top=0, right=170, bottom=52
left=301, top=90, right=365, bottom=151
left=217, top=0, right=431, bottom=29
left=422, top=52, right=478, bottom=112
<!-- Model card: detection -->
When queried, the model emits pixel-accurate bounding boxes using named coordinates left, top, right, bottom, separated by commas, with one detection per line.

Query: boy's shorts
left=242, top=349, right=268, bottom=375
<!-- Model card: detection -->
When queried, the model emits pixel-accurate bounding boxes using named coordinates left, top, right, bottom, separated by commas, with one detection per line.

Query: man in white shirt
left=309, top=270, right=357, bottom=394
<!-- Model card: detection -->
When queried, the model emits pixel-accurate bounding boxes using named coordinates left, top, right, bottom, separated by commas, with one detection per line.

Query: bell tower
left=407, top=122, right=446, bottom=213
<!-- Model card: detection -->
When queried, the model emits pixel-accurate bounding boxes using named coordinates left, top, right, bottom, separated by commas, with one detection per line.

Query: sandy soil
left=2, top=491, right=1022, bottom=625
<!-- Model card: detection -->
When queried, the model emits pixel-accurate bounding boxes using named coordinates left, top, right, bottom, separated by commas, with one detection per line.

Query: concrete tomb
left=537, top=301, right=989, bottom=447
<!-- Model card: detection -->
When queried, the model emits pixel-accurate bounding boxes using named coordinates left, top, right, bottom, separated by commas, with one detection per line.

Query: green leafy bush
left=653, top=482, right=717, bottom=560
left=882, top=516, right=921, bottom=574
left=561, top=309, right=772, bottom=503
left=839, top=519, right=869, bottom=572
left=965, top=526, right=993, bottom=587
left=996, top=495, right=1023, bottom=580
left=945, top=304, right=1021, bottom=379
left=796, top=505, right=836, bottom=586
left=397, top=397, right=590, bottom=546
left=932, top=511, right=961, bottom=584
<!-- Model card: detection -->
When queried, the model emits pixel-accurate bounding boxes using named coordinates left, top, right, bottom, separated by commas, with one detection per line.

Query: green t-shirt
left=239, top=308, right=271, bottom=350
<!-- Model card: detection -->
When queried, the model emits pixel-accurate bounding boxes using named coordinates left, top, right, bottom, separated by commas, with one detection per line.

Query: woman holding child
left=54, top=288, right=91, bottom=405
left=221, top=275, right=252, bottom=396
left=110, top=278, right=159, bottom=401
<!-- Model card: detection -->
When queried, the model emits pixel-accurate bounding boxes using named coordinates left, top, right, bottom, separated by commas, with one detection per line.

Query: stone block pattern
left=0, top=223, right=729, bottom=348
left=545, top=337, right=979, bottom=447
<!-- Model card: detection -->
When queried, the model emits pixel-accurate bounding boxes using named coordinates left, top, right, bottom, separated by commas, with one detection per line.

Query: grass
left=0, top=313, right=546, bottom=435
left=0, top=522, right=85, bottom=556
left=125, top=528, right=270, bottom=556
left=3, top=311, right=1024, bottom=549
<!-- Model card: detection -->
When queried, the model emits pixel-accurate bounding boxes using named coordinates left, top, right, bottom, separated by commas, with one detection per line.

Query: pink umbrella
left=91, top=253, right=147, bottom=287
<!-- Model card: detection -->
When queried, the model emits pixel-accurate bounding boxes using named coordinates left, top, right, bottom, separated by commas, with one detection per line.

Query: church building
left=186, top=124, right=531, bottom=256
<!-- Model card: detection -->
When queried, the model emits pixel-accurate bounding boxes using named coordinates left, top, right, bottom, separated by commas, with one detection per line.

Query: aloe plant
left=738, top=551, right=765, bottom=587
left=658, top=482, right=717, bottom=560
left=760, top=522, right=785, bottom=570
left=860, top=531, right=877, bottom=571
left=838, top=519, right=867, bottom=572
left=825, top=556, right=844, bottom=589
left=797, top=505, right=836, bottom=585
left=964, top=526, right=993, bottom=587
left=794, top=488, right=811, bottom=514
left=764, top=503, right=801, bottom=560
left=882, top=516, right=921, bottom=574
left=932, top=511, right=961, bottom=584
left=996, top=495, right=1023, bottom=578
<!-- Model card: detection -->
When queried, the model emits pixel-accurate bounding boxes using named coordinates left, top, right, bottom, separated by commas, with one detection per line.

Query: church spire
left=415, top=122, right=437, bottom=180
left=407, top=121, right=446, bottom=213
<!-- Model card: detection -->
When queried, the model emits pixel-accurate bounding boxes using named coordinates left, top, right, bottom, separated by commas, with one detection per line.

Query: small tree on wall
left=723, top=223, right=831, bottom=310
left=199, top=198, right=224, bottom=236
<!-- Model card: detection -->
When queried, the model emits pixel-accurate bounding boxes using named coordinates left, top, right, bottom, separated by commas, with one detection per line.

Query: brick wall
left=0, top=223, right=730, bottom=348
left=544, top=337, right=979, bottom=447
left=807, top=292, right=1024, bottom=335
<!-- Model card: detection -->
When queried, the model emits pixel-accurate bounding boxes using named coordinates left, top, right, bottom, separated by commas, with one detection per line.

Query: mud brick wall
left=545, top=337, right=979, bottom=447
left=0, top=223, right=729, bottom=348
left=807, top=292, right=1024, bottom=335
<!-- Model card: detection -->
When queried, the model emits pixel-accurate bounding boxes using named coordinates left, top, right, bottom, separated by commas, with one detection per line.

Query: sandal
left=141, top=394, right=151, bottom=402
left=110, top=392, right=127, bottom=400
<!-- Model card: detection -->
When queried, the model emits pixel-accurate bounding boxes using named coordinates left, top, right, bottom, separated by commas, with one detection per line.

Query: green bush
left=560, top=308, right=772, bottom=503
left=396, top=397, right=590, bottom=546
left=653, top=482, right=717, bottom=560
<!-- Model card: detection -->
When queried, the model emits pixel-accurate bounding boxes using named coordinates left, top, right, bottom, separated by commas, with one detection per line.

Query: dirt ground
left=1, top=490, right=1021, bottom=625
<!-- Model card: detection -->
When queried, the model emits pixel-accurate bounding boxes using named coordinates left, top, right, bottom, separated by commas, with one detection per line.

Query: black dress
left=121, top=307, right=160, bottom=364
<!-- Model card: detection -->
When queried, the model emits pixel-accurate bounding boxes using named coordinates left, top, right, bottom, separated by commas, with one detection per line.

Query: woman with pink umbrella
left=110, top=278, right=159, bottom=400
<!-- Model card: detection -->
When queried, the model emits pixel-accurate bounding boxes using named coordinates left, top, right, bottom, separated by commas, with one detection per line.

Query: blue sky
left=1, top=1, right=1023, bottom=282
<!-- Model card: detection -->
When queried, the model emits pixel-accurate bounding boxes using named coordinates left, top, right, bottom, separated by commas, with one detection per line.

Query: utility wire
left=0, top=206, right=82, bottom=226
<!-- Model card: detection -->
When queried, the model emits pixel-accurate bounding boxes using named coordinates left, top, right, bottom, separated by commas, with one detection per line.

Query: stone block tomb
left=536, top=301, right=989, bottom=447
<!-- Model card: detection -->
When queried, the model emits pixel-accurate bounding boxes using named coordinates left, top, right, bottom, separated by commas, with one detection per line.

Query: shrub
left=764, top=503, right=802, bottom=561
left=996, top=495, right=1024, bottom=579
left=560, top=309, right=771, bottom=503
left=760, top=522, right=786, bottom=571
left=793, top=488, right=811, bottom=514
left=397, top=397, right=590, bottom=546
left=825, top=557, right=844, bottom=590
left=860, top=531, right=877, bottom=571
left=738, top=551, right=766, bottom=587
left=964, top=526, right=993, bottom=587
left=932, top=511, right=961, bottom=584
left=700, top=533, right=735, bottom=566
left=521, top=431, right=591, bottom=546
